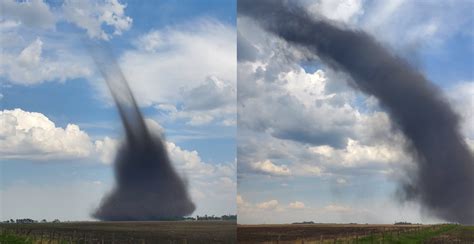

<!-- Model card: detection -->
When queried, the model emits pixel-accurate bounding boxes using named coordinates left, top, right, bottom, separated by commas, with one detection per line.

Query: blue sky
left=1, top=0, right=473, bottom=225
left=237, top=0, right=473, bottom=224
left=1, top=0, right=236, bottom=220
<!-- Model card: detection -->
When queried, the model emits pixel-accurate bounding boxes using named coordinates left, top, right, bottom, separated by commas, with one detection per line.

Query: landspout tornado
left=89, top=45, right=195, bottom=221
left=239, top=0, right=474, bottom=224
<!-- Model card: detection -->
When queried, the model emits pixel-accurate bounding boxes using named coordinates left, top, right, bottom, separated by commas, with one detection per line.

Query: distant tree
left=52, top=219, right=60, bottom=223
left=41, top=219, right=47, bottom=223
left=395, top=221, right=412, bottom=225
left=221, top=215, right=237, bottom=220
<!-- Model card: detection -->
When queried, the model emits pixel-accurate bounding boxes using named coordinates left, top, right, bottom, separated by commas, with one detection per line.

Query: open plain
left=0, top=220, right=237, bottom=244
left=237, top=224, right=471, bottom=243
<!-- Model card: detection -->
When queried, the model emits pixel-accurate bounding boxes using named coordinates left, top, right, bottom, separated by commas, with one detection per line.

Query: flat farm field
left=0, top=220, right=236, bottom=243
left=237, top=224, right=462, bottom=243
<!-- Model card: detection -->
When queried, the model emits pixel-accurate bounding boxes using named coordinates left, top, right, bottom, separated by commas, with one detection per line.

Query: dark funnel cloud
left=239, top=0, right=474, bottom=224
left=88, top=44, right=195, bottom=221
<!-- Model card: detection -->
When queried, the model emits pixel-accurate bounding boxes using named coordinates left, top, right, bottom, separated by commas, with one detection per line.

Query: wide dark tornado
left=89, top=44, right=195, bottom=221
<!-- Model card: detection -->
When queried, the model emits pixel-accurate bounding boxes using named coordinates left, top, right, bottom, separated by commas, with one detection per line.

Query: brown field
left=237, top=224, right=429, bottom=243
left=0, top=220, right=236, bottom=243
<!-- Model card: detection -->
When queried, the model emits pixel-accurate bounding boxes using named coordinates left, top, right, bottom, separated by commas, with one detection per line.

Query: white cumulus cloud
left=0, top=38, right=92, bottom=85
left=62, top=0, right=132, bottom=40
left=0, top=108, right=94, bottom=160
left=251, top=160, right=291, bottom=176
left=256, top=199, right=280, bottom=210
left=288, top=201, right=305, bottom=209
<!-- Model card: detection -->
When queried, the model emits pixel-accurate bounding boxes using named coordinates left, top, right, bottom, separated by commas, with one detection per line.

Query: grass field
left=237, top=224, right=471, bottom=243
left=0, top=220, right=236, bottom=243
left=425, top=225, right=474, bottom=243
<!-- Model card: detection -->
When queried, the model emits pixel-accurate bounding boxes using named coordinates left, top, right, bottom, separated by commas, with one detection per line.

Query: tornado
left=239, top=0, right=474, bottom=224
left=88, top=44, right=195, bottom=221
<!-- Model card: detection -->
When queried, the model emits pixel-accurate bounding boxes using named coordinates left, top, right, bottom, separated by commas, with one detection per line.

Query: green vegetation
left=0, top=233, right=32, bottom=244
left=357, top=224, right=458, bottom=244
left=427, top=225, right=474, bottom=243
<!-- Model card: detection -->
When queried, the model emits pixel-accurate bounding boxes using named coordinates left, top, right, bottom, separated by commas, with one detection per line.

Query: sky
left=0, top=0, right=473, bottom=225
left=237, top=0, right=474, bottom=224
left=0, top=0, right=236, bottom=221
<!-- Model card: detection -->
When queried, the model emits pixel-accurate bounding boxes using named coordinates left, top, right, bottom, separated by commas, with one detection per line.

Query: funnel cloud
left=239, top=0, right=474, bottom=224
left=89, top=44, right=195, bottom=221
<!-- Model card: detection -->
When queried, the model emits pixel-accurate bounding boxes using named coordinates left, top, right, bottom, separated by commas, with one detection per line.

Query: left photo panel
left=0, top=0, right=237, bottom=243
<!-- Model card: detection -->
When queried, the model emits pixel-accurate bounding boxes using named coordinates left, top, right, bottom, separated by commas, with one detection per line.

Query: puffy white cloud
left=165, top=140, right=236, bottom=215
left=288, top=201, right=305, bottom=209
left=309, top=138, right=408, bottom=168
left=305, top=0, right=364, bottom=24
left=0, top=0, right=55, bottom=29
left=94, top=136, right=119, bottom=164
left=0, top=109, right=94, bottom=160
left=17, top=37, right=42, bottom=65
left=166, top=141, right=214, bottom=177
left=155, top=76, right=236, bottom=126
left=236, top=15, right=420, bottom=183
left=0, top=1, right=132, bottom=85
left=62, top=0, right=132, bottom=40
left=300, top=0, right=473, bottom=49
left=362, top=0, right=472, bottom=48
left=0, top=38, right=92, bottom=85
left=1, top=0, right=132, bottom=41
left=0, top=109, right=119, bottom=164
left=117, top=19, right=236, bottom=126
left=122, top=19, right=235, bottom=104
left=237, top=41, right=407, bottom=179
left=250, top=160, right=291, bottom=176
left=256, top=199, right=280, bottom=210
left=236, top=195, right=245, bottom=206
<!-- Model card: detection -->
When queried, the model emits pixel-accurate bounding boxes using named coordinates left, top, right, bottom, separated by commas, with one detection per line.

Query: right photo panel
left=237, top=0, right=474, bottom=242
